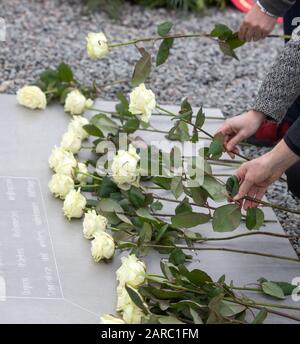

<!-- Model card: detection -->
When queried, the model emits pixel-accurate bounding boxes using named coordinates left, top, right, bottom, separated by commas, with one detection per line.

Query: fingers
left=255, top=187, right=267, bottom=203
left=216, top=123, right=235, bottom=157
left=239, top=23, right=267, bottom=42
left=245, top=27, right=254, bottom=42
left=239, top=19, right=252, bottom=41
left=243, top=186, right=267, bottom=210
left=228, top=151, right=235, bottom=159
left=216, top=121, right=244, bottom=158
left=239, top=23, right=256, bottom=42
left=234, top=179, right=253, bottom=201
left=233, top=166, right=253, bottom=201
left=260, top=27, right=270, bottom=40
left=217, top=122, right=233, bottom=137
left=243, top=187, right=257, bottom=210
left=253, top=30, right=263, bottom=42
left=238, top=23, right=247, bottom=41
left=226, top=132, right=245, bottom=152
left=227, top=147, right=239, bottom=159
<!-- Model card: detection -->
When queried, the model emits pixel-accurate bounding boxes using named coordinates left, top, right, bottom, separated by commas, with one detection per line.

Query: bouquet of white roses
left=15, top=21, right=300, bottom=324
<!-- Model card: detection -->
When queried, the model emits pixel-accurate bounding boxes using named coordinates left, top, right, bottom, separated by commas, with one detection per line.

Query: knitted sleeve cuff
left=252, top=103, right=284, bottom=123
left=258, top=0, right=296, bottom=17
left=284, top=118, right=300, bottom=157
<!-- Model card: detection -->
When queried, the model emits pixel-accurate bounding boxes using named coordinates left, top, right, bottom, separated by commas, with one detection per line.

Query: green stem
left=156, top=105, right=177, bottom=117
left=208, top=173, right=235, bottom=177
left=197, top=231, right=295, bottom=242
left=108, top=32, right=213, bottom=48
left=76, top=171, right=103, bottom=181
left=232, top=298, right=300, bottom=312
left=146, top=276, right=202, bottom=295
left=109, top=226, right=133, bottom=237
left=244, top=196, right=300, bottom=216
left=44, top=89, right=57, bottom=94
left=231, top=286, right=262, bottom=292
left=139, top=127, right=169, bottom=135
left=75, top=183, right=100, bottom=188
left=226, top=297, right=300, bottom=322
left=207, top=158, right=242, bottom=165
left=140, top=128, right=250, bottom=147
left=268, top=34, right=291, bottom=39
left=108, top=33, right=290, bottom=49
left=88, top=107, right=115, bottom=115
left=89, top=106, right=228, bottom=122
left=102, top=79, right=128, bottom=89
left=146, top=273, right=165, bottom=279
left=206, top=160, right=242, bottom=168
left=151, top=194, right=219, bottom=214
left=252, top=305, right=300, bottom=322
left=156, top=113, right=226, bottom=121
left=142, top=243, right=300, bottom=263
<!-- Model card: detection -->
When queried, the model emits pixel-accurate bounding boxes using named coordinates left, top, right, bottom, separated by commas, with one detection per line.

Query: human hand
left=233, top=140, right=300, bottom=209
left=239, top=3, right=277, bottom=42
left=217, top=110, right=265, bottom=158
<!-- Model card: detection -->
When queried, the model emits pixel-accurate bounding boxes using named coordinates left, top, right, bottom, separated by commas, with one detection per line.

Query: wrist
left=248, top=110, right=266, bottom=124
left=256, top=1, right=277, bottom=18
left=266, top=139, right=300, bottom=172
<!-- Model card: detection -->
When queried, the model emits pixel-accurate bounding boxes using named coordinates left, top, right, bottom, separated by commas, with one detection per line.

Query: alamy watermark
left=95, top=133, right=205, bottom=187
left=292, top=17, right=300, bottom=27
left=292, top=277, right=300, bottom=302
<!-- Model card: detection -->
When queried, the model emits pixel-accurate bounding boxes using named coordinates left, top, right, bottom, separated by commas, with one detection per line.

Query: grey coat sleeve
left=258, top=0, right=296, bottom=16
left=252, top=28, right=300, bottom=122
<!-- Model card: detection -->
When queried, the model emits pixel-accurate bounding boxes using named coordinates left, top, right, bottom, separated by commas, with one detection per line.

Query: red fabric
left=230, top=0, right=283, bottom=23
left=253, top=120, right=290, bottom=143
left=278, top=120, right=291, bottom=140
left=254, top=120, right=278, bottom=141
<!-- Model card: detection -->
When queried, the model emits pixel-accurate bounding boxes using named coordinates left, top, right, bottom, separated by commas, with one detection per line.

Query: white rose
left=55, top=154, right=77, bottom=176
left=61, top=130, right=82, bottom=154
left=129, top=83, right=156, bottom=123
left=64, top=90, right=92, bottom=115
left=48, top=173, right=74, bottom=199
left=83, top=210, right=108, bottom=239
left=122, top=303, right=144, bottom=324
left=86, top=32, right=109, bottom=60
left=68, top=116, right=89, bottom=140
left=116, top=285, right=146, bottom=323
left=63, top=189, right=86, bottom=220
left=76, top=162, right=88, bottom=183
left=48, top=146, right=77, bottom=176
left=85, top=98, right=94, bottom=109
left=100, top=314, right=125, bottom=324
left=17, top=85, right=47, bottom=110
left=116, top=286, right=134, bottom=312
left=49, top=146, right=68, bottom=170
left=116, top=254, right=146, bottom=288
left=91, top=231, right=115, bottom=262
left=111, top=144, right=140, bottom=190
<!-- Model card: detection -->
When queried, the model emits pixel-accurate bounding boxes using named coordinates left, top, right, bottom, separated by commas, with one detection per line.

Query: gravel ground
left=1, top=0, right=300, bottom=252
